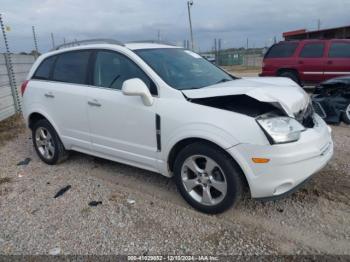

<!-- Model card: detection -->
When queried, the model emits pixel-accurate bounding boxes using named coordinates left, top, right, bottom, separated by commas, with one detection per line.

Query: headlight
left=257, top=117, right=305, bottom=144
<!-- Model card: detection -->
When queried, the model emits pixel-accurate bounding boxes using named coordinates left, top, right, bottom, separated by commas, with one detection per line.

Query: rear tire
left=342, top=103, right=350, bottom=125
left=279, top=71, right=300, bottom=85
left=173, top=142, right=243, bottom=214
left=32, top=119, right=69, bottom=165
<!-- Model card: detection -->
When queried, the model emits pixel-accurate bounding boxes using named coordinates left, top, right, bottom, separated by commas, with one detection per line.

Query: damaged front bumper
left=227, top=114, right=333, bottom=199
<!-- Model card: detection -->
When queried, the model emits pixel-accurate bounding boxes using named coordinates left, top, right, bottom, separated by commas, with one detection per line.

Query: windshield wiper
left=184, top=86, right=203, bottom=90
left=215, top=78, right=232, bottom=84
left=181, top=78, right=234, bottom=90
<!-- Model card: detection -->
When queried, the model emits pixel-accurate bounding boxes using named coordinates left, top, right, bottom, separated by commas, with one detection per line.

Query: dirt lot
left=0, top=113, right=349, bottom=255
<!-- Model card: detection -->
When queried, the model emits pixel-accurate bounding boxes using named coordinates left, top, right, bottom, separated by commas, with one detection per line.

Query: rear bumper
left=227, top=114, right=333, bottom=198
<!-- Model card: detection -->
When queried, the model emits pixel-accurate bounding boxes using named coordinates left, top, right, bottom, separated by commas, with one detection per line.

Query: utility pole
left=32, top=26, right=39, bottom=57
left=214, top=38, right=218, bottom=65
left=317, top=19, right=321, bottom=30
left=187, top=0, right=194, bottom=50
left=51, top=32, right=55, bottom=49
left=157, top=30, right=161, bottom=41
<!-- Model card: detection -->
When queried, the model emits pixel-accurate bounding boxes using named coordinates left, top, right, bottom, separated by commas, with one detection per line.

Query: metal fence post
left=0, top=13, right=21, bottom=113
left=32, top=25, right=39, bottom=58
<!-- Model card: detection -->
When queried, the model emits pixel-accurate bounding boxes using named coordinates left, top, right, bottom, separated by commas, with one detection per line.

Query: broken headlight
left=257, top=117, right=305, bottom=144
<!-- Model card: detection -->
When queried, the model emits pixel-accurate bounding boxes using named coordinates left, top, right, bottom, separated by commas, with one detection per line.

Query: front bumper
left=228, top=114, right=333, bottom=198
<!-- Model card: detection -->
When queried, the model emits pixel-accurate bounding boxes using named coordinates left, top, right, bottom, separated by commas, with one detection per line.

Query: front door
left=87, top=50, right=159, bottom=171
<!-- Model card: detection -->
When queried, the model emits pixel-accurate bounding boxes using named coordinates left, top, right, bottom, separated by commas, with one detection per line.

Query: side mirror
left=122, top=78, right=154, bottom=106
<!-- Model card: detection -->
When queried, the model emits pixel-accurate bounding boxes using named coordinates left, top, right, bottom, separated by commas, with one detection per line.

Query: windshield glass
left=135, top=48, right=234, bottom=90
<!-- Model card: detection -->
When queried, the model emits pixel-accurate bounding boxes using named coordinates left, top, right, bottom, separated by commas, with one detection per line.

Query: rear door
left=324, top=40, right=350, bottom=80
left=297, top=41, right=327, bottom=84
left=32, top=50, right=92, bottom=151
left=86, top=49, right=159, bottom=171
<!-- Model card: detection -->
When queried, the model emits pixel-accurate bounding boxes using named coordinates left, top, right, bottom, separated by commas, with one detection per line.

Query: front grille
left=312, top=101, right=327, bottom=118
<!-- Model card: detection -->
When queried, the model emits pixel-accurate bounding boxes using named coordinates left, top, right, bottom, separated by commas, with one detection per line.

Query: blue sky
left=1, top=0, right=349, bottom=53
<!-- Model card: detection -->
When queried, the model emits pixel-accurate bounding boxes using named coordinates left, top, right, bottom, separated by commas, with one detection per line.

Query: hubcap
left=346, top=104, right=350, bottom=120
left=181, top=155, right=227, bottom=206
left=35, top=127, right=55, bottom=160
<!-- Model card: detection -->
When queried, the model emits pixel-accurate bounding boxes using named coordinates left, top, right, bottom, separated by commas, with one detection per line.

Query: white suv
left=22, top=39, right=333, bottom=213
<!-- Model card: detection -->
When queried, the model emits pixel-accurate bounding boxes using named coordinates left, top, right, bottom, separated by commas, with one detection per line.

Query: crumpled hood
left=182, top=77, right=310, bottom=117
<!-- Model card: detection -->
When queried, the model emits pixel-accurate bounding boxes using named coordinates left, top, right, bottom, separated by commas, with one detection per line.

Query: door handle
left=44, top=92, right=54, bottom=98
left=88, top=100, right=102, bottom=107
left=327, top=60, right=333, bottom=65
left=298, top=60, right=304, bottom=64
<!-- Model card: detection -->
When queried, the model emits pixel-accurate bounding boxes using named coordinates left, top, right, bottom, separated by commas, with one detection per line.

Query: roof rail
left=52, top=38, right=124, bottom=51
left=127, top=40, right=177, bottom=46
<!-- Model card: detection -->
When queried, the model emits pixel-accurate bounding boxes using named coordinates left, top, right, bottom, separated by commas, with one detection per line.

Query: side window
left=32, top=56, right=55, bottom=80
left=93, top=51, right=157, bottom=95
left=265, top=43, right=298, bottom=58
left=329, top=42, right=350, bottom=58
left=300, top=43, right=325, bottom=58
left=52, top=51, right=91, bottom=84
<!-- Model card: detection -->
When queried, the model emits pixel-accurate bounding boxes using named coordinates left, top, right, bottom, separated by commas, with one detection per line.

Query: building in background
left=283, top=25, right=350, bottom=40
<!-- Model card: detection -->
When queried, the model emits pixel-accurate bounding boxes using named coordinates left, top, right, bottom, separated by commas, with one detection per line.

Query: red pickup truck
left=260, top=39, right=350, bottom=85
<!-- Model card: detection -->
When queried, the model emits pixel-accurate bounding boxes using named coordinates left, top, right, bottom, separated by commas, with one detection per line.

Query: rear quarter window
left=329, top=42, right=350, bottom=58
left=32, top=56, right=56, bottom=80
left=265, top=43, right=298, bottom=58
left=52, top=51, right=91, bottom=84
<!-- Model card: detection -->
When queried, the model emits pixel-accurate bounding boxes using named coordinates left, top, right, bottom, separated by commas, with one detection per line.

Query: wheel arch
left=28, top=111, right=61, bottom=137
left=277, top=68, right=299, bottom=76
left=166, top=137, right=250, bottom=191
left=277, top=68, right=301, bottom=85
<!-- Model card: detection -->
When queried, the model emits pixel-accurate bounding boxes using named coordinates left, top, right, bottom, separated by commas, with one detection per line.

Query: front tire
left=342, top=103, right=350, bottom=125
left=32, top=119, right=69, bottom=165
left=174, top=142, right=243, bottom=214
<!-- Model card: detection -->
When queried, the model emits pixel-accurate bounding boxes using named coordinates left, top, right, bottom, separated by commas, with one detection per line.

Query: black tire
left=174, top=142, right=243, bottom=214
left=342, top=103, right=350, bottom=125
left=32, top=119, right=69, bottom=165
left=279, top=71, right=300, bottom=85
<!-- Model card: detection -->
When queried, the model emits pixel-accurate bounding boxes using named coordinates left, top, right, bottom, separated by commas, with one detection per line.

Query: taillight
left=21, top=80, right=29, bottom=96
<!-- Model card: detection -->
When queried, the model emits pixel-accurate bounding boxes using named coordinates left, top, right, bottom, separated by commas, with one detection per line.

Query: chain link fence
left=0, top=13, right=36, bottom=122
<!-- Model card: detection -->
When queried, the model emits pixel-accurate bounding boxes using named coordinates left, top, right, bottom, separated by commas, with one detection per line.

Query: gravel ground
left=0, top=119, right=349, bottom=255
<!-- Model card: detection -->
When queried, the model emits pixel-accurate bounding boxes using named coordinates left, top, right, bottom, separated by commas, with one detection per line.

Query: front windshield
left=135, top=48, right=234, bottom=90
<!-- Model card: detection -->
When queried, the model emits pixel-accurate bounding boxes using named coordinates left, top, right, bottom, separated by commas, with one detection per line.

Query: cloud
left=1, top=0, right=349, bottom=52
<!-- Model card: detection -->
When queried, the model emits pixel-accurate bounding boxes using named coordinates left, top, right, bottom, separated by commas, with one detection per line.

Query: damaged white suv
left=22, top=40, right=333, bottom=213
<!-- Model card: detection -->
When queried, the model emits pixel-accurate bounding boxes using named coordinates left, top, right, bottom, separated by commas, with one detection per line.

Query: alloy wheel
left=35, top=127, right=55, bottom=160
left=181, top=155, right=227, bottom=206
left=346, top=104, right=350, bottom=120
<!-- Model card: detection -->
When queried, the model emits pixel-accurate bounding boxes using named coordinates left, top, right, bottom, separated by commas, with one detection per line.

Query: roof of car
left=278, top=39, right=350, bottom=44
left=51, top=39, right=180, bottom=52
left=38, top=40, right=182, bottom=61
left=124, top=42, right=180, bottom=50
